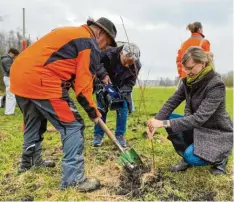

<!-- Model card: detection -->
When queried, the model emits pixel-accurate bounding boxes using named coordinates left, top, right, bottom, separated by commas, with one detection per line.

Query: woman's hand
left=146, top=127, right=156, bottom=140
left=146, top=118, right=163, bottom=132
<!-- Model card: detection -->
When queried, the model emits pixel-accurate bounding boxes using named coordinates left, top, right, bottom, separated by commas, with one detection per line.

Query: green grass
left=0, top=87, right=233, bottom=201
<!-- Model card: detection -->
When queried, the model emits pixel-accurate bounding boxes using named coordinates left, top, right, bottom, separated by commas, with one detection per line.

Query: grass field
left=0, top=87, right=233, bottom=201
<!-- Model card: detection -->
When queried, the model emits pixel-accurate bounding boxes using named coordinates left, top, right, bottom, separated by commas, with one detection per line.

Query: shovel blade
left=118, top=148, right=143, bottom=168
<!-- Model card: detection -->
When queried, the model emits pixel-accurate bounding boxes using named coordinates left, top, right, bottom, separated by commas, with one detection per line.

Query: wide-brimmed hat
left=87, top=17, right=117, bottom=47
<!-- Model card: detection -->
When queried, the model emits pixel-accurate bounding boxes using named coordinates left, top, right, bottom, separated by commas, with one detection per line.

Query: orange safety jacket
left=176, top=32, right=210, bottom=79
left=10, top=25, right=101, bottom=118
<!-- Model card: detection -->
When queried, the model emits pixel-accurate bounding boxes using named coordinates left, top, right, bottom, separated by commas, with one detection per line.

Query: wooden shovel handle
left=97, top=118, right=125, bottom=152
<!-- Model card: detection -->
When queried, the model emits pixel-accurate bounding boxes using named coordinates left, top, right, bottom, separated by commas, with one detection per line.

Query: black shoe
left=18, top=144, right=55, bottom=173
left=18, top=160, right=55, bottom=173
left=170, top=159, right=189, bottom=172
left=18, top=165, right=31, bottom=173
left=210, top=158, right=228, bottom=175
left=35, top=160, right=55, bottom=168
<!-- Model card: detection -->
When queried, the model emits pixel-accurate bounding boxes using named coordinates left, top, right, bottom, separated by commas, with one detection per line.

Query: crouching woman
left=147, top=47, right=233, bottom=175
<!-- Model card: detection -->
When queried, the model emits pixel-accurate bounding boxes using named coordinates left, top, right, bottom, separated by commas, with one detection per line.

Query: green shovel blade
left=118, top=148, right=143, bottom=167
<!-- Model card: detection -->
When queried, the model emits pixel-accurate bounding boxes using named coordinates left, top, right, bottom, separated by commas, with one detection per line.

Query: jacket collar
left=82, top=25, right=95, bottom=38
left=191, top=32, right=205, bottom=38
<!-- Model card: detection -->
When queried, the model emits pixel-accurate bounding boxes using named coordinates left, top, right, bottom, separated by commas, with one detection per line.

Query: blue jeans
left=184, top=144, right=209, bottom=166
left=94, top=99, right=128, bottom=137
left=168, top=113, right=209, bottom=166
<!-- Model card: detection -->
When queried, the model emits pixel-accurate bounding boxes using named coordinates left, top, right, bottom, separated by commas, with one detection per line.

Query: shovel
left=97, top=118, right=143, bottom=171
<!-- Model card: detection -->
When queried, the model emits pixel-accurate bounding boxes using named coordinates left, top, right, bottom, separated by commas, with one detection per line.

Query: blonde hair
left=182, top=46, right=214, bottom=68
left=186, top=22, right=203, bottom=33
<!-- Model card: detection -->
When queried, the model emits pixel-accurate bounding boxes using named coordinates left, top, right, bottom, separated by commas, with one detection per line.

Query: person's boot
left=76, top=178, right=100, bottom=192
left=170, top=158, right=189, bottom=172
left=33, top=147, right=55, bottom=168
left=18, top=146, right=34, bottom=173
left=116, top=135, right=127, bottom=148
left=18, top=144, right=55, bottom=173
left=93, top=135, right=103, bottom=147
left=210, top=158, right=228, bottom=175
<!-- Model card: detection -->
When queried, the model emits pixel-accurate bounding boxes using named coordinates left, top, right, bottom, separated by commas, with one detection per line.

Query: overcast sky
left=0, top=0, right=233, bottom=79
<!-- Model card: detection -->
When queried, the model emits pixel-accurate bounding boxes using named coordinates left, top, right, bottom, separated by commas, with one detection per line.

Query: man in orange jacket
left=176, top=22, right=211, bottom=79
left=10, top=17, right=117, bottom=191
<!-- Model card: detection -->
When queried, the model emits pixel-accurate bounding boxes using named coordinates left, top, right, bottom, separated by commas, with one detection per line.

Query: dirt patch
left=191, top=191, right=216, bottom=201
left=1, top=173, right=14, bottom=186
left=114, top=166, right=182, bottom=200
left=4, top=172, right=13, bottom=179
left=21, top=195, right=34, bottom=201
left=46, top=192, right=53, bottom=198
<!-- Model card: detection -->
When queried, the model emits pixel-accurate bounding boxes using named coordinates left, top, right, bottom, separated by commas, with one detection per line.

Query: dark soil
left=191, top=191, right=216, bottom=201
left=21, top=195, right=34, bottom=201
left=115, top=166, right=183, bottom=201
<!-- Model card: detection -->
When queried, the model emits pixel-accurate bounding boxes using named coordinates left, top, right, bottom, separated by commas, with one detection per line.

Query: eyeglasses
left=183, top=63, right=198, bottom=71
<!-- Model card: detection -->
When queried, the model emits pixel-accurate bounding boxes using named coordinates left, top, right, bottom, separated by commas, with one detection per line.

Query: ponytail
left=186, top=23, right=195, bottom=32
left=186, top=22, right=202, bottom=33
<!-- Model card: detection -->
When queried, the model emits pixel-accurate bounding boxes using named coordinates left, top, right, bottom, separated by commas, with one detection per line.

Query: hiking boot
left=170, top=159, right=189, bottom=172
left=93, top=135, right=103, bottom=147
left=18, top=164, right=31, bottom=173
left=35, top=160, right=55, bottom=168
left=116, top=135, right=127, bottom=148
left=210, top=158, right=228, bottom=175
left=18, top=160, right=55, bottom=173
left=18, top=144, right=55, bottom=173
left=33, top=149, right=55, bottom=168
left=76, top=178, right=100, bottom=192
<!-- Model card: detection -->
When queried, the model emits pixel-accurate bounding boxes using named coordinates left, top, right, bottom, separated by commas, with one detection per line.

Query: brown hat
left=87, top=17, right=117, bottom=47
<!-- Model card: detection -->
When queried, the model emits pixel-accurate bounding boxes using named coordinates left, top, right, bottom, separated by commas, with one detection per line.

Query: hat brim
left=87, top=19, right=117, bottom=47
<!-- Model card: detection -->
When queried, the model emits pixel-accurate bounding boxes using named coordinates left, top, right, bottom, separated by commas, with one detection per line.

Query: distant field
left=0, top=87, right=233, bottom=201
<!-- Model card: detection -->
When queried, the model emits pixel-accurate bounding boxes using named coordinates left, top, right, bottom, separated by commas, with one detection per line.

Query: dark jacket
left=155, top=70, right=233, bottom=163
left=96, top=46, right=141, bottom=112
left=1, top=55, right=13, bottom=77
